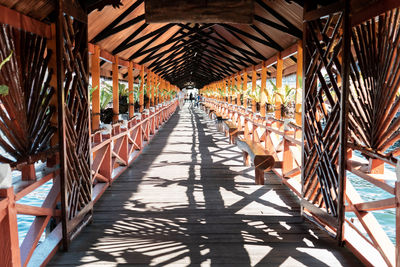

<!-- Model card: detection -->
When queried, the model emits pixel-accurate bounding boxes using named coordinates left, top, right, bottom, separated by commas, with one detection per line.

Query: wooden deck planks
left=48, top=106, right=361, bottom=267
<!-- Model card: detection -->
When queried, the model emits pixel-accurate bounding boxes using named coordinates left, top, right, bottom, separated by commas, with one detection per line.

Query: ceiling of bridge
left=88, top=0, right=303, bottom=88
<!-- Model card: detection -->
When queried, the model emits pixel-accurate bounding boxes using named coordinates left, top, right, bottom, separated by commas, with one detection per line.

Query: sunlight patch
left=243, top=244, right=272, bottom=266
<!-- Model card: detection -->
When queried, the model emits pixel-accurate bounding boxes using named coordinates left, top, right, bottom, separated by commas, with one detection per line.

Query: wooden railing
left=0, top=99, right=179, bottom=267
left=203, top=97, right=399, bottom=267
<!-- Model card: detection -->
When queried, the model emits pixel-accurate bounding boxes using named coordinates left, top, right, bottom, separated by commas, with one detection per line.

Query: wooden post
left=295, top=40, right=303, bottom=127
left=396, top=172, right=400, bottom=267
left=0, top=188, right=21, bottom=267
left=47, top=24, right=59, bottom=167
left=243, top=71, right=248, bottom=109
left=151, top=74, right=156, bottom=106
left=227, top=78, right=231, bottom=103
left=275, top=52, right=283, bottom=119
left=236, top=72, right=241, bottom=106
left=146, top=70, right=151, bottom=109
left=139, top=65, right=144, bottom=112
left=369, top=158, right=384, bottom=174
left=337, top=0, right=351, bottom=245
left=128, top=61, right=134, bottom=118
left=91, top=45, right=101, bottom=130
left=112, top=55, right=119, bottom=123
left=260, top=63, right=267, bottom=117
left=148, top=71, right=153, bottom=107
left=21, top=164, right=36, bottom=181
left=252, top=66, right=257, bottom=113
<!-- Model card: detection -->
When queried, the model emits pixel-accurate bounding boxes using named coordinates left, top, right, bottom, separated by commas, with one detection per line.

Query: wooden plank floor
left=48, top=105, right=361, bottom=267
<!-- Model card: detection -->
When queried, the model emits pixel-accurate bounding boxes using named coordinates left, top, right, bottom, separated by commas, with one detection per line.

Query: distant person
left=189, top=93, right=194, bottom=108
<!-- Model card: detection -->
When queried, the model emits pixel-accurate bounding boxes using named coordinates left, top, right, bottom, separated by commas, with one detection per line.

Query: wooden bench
left=222, top=120, right=243, bottom=144
left=236, top=137, right=275, bottom=185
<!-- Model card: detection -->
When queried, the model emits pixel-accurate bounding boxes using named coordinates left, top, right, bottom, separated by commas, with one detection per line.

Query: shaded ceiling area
left=88, top=0, right=303, bottom=88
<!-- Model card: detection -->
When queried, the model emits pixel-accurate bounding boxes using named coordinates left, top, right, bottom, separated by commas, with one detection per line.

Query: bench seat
left=236, top=137, right=275, bottom=185
left=222, top=120, right=243, bottom=144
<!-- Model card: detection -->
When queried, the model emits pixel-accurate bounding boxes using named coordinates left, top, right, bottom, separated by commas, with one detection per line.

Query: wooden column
left=47, top=24, right=59, bottom=167
left=139, top=65, right=144, bottom=112
left=295, top=40, right=303, bottom=126
left=112, top=55, right=119, bottom=123
left=252, top=66, right=257, bottom=113
left=0, top=188, right=21, bottom=267
left=128, top=61, right=134, bottom=118
left=243, top=71, right=248, bottom=109
left=151, top=74, right=156, bottom=106
left=91, top=45, right=101, bottom=130
left=236, top=72, right=241, bottom=106
left=227, top=78, right=231, bottom=103
left=275, top=52, right=283, bottom=119
left=337, top=0, right=351, bottom=245
left=146, top=70, right=151, bottom=109
left=260, top=63, right=267, bottom=117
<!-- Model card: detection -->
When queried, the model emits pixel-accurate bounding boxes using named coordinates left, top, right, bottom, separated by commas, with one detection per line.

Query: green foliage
left=89, top=84, right=98, bottom=102
left=269, top=80, right=295, bottom=106
left=0, top=51, right=13, bottom=96
left=0, top=85, right=8, bottom=96
left=100, top=83, right=113, bottom=110
left=246, top=86, right=260, bottom=102
left=217, top=87, right=226, bottom=97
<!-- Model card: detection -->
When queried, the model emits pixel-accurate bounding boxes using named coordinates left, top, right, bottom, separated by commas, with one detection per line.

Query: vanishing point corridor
left=48, top=105, right=359, bottom=266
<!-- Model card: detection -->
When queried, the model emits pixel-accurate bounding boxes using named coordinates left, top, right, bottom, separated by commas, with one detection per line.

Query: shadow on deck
left=48, top=104, right=360, bottom=266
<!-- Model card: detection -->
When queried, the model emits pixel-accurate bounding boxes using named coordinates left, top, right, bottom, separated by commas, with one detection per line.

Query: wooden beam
left=91, top=45, right=101, bottom=131
left=0, top=5, right=51, bottom=38
left=145, top=0, right=254, bottom=24
left=113, top=55, right=119, bottom=123
left=255, top=0, right=302, bottom=38
left=91, top=0, right=144, bottom=43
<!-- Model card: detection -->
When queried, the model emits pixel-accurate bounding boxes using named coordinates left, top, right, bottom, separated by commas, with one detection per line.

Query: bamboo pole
left=128, top=61, right=134, bottom=118
left=275, top=52, right=283, bottom=119
left=295, top=40, right=303, bottom=127
left=139, top=65, right=144, bottom=112
left=112, top=55, right=119, bottom=123
left=91, top=45, right=100, bottom=130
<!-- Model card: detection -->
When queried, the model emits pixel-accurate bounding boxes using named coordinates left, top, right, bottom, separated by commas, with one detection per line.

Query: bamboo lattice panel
left=58, top=11, right=92, bottom=229
left=302, top=11, right=344, bottom=223
left=349, top=8, right=400, bottom=158
left=0, top=24, right=55, bottom=165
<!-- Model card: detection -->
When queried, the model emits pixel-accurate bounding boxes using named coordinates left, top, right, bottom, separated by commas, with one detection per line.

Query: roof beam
left=254, top=0, right=302, bottom=38
left=91, top=0, right=144, bottom=43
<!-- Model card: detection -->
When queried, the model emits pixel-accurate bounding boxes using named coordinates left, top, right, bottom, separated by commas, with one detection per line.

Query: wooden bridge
left=0, top=0, right=400, bottom=266
left=48, top=106, right=359, bottom=266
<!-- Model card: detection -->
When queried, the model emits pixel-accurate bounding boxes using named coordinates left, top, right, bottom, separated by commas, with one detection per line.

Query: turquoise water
left=16, top=179, right=53, bottom=245
left=0, top=135, right=396, bottom=245
left=346, top=168, right=396, bottom=243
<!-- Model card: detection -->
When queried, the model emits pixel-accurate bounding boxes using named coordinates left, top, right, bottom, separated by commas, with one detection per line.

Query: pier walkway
left=48, top=105, right=360, bottom=266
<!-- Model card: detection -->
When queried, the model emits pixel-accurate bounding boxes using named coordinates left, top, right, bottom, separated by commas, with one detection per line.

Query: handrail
left=0, top=99, right=179, bottom=267
left=203, top=97, right=398, bottom=267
